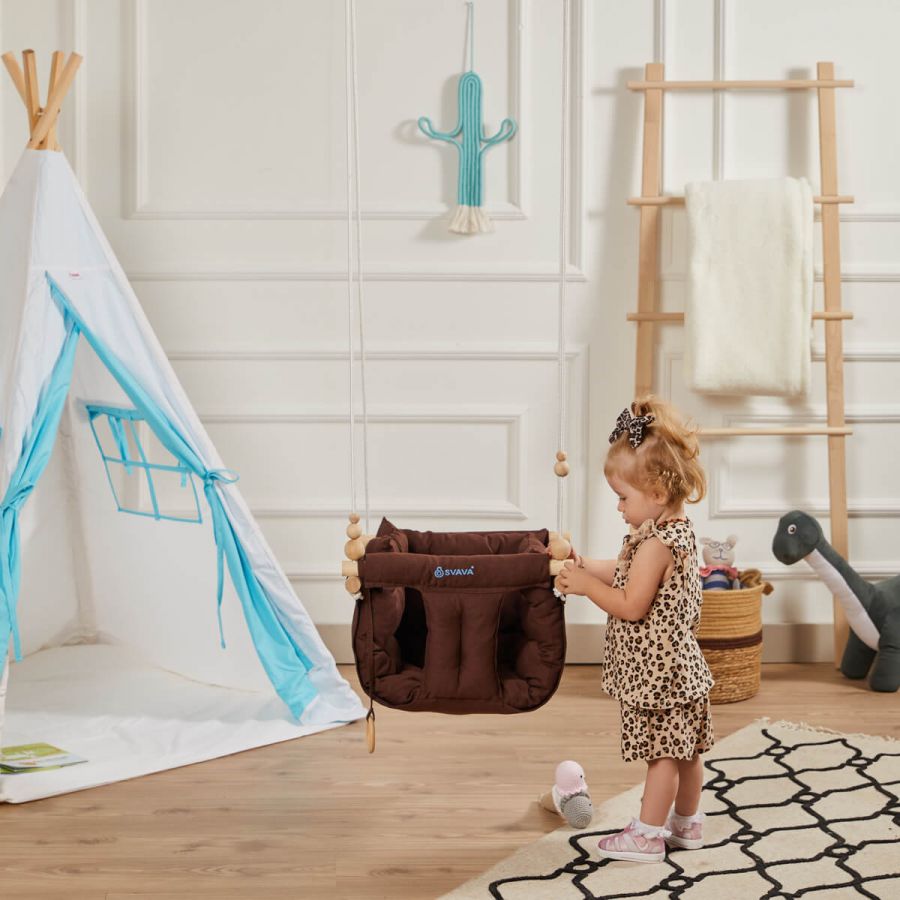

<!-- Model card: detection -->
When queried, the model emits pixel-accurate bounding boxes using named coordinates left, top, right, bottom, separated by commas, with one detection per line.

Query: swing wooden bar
left=341, top=556, right=571, bottom=579
left=628, top=61, right=853, bottom=667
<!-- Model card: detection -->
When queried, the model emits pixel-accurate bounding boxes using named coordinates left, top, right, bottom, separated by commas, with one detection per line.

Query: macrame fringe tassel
left=755, top=717, right=900, bottom=744
left=449, top=204, right=493, bottom=234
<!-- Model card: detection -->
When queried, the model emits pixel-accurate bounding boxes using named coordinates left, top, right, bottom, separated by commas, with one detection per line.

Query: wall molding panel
left=125, top=0, right=586, bottom=249
left=166, top=343, right=587, bottom=363
left=128, top=267, right=588, bottom=283
left=708, top=408, right=900, bottom=519
left=198, top=405, right=528, bottom=519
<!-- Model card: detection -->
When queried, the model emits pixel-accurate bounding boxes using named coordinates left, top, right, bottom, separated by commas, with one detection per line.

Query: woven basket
left=697, top=584, right=765, bottom=704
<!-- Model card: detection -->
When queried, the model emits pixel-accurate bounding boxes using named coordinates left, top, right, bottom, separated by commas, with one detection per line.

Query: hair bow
left=609, top=407, right=655, bottom=448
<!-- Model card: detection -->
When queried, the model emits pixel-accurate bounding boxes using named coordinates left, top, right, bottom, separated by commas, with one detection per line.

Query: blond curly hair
left=604, top=395, right=706, bottom=505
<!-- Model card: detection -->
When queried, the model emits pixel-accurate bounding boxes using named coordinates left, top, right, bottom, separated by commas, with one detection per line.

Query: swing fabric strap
left=0, top=310, right=80, bottom=661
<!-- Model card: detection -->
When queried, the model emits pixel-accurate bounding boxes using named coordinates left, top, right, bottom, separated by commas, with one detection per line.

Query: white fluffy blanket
left=684, top=177, right=813, bottom=396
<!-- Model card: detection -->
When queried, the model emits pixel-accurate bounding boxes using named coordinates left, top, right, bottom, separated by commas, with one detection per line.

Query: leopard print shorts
left=620, top=695, right=714, bottom=762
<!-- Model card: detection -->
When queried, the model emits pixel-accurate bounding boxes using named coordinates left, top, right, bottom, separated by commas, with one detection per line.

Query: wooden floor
left=2, top=664, right=897, bottom=900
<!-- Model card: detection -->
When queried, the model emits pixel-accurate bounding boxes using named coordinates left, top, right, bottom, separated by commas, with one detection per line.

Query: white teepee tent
left=0, top=51, right=364, bottom=803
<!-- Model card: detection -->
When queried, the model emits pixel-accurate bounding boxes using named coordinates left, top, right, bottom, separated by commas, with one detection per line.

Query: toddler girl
left=556, top=396, right=714, bottom=863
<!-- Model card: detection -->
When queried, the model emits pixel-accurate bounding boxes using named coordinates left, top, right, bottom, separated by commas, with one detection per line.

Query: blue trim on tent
left=85, top=403, right=202, bottom=523
left=0, top=274, right=318, bottom=720
left=0, top=308, right=80, bottom=661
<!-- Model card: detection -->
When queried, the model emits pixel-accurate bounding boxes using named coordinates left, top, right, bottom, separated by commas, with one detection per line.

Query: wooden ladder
left=627, top=62, right=854, bottom=664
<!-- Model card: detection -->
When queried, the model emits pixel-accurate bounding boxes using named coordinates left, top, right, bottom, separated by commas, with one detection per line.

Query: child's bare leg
left=674, top=753, right=703, bottom=816
left=640, top=757, right=679, bottom=826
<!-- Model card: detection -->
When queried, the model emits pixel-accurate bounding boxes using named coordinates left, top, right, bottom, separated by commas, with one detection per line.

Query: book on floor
left=0, top=742, right=88, bottom=774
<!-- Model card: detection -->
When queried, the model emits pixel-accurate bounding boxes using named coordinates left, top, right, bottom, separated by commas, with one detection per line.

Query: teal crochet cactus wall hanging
left=417, top=3, right=517, bottom=235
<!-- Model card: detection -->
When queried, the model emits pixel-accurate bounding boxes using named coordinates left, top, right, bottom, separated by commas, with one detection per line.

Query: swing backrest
left=353, top=519, right=566, bottom=714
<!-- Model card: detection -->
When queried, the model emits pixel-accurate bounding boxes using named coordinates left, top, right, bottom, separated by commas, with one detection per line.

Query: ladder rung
left=699, top=426, right=852, bottom=437
left=627, top=312, right=686, bottom=321
left=627, top=78, right=854, bottom=91
left=627, top=194, right=853, bottom=206
left=627, top=311, right=853, bottom=322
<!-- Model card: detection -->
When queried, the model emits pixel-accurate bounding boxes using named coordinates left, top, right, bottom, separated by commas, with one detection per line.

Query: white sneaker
left=597, top=819, right=669, bottom=863
left=664, top=810, right=704, bottom=850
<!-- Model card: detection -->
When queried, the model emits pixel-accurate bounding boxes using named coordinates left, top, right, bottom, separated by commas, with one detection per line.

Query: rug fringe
left=753, top=716, right=900, bottom=744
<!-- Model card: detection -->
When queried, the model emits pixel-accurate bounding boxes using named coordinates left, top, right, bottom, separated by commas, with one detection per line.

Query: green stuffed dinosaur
left=772, top=510, right=900, bottom=693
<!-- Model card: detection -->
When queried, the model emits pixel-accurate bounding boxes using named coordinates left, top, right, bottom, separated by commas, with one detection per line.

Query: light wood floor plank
left=1, top=664, right=896, bottom=899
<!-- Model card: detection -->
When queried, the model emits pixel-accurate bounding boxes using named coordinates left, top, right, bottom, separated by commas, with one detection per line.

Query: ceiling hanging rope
left=343, top=0, right=371, bottom=598
left=554, top=0, right=571, bottom=541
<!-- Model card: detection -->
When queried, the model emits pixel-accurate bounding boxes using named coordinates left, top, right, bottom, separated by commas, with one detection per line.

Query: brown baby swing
left=338, top=0, right=575, bottom=751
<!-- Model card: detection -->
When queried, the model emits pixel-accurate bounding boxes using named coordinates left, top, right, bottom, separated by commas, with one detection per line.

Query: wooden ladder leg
left=634, top=62, right=664, bottom=397
left=817, top=61, right=850, bottom=668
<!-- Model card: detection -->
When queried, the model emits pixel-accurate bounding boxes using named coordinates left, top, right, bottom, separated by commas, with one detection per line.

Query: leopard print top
left=601, top=517, right=714, bottom=709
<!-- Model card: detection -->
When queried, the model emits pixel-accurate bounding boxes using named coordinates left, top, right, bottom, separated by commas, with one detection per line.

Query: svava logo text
left=434, top=565, right=476, bottom=578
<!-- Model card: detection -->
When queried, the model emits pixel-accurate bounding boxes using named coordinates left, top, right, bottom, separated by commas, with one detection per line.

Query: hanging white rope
left=345, top=0, right=371, bottom=535
left=343, top=0, right=566, bottom=540
left=344, top=0, right=356, bottom=522
left=466, top=1, right=475, bottom=72
left=555, top=0, right=571, bottom=535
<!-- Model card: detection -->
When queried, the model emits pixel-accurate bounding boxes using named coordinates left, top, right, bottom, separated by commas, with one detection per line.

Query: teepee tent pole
left=26, top=51, right=81, bottom=150
left=44, top=51, right=64, bottom=150
left=21, top=50, right=41, bottom=140
left=3, top=49, right=80, bottom=152
left=1, top=52, right=27, bottom=105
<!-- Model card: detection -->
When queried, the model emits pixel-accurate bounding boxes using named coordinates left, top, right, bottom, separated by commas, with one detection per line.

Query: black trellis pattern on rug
left=489, top=728, right=900, bottom=899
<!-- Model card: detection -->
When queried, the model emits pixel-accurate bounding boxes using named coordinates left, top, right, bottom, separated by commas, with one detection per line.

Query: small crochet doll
left=538, top=760, right=593, bottom=829
left=699, top=535, right=741, bottom=590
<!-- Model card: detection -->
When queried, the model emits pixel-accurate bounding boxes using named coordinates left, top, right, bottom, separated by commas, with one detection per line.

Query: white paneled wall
left=643, top=0, right=900, bottom=645
left=1, top=0, right=896, bottom=661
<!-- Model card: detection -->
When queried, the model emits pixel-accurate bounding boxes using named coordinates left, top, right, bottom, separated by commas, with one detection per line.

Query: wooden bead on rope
left=345, top=538, right=366, bottom=561
left=554, top=449, right=569, bottom=477
left=343, top=508, right=369, bottom=590
left=548, top=532, right=571, bottom=561
left=366, top=709, right=376, bottom=753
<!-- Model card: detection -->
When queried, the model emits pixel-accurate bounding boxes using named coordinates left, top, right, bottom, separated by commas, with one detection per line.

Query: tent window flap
left=85, top=404, right=202, bottom=523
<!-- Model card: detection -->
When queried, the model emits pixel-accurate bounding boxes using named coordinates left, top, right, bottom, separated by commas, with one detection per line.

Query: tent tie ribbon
left=202, top=469, right=240, bottom=649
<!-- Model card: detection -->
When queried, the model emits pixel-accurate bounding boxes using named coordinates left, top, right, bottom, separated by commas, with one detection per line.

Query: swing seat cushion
left=352, top=519, right=566, bottom=714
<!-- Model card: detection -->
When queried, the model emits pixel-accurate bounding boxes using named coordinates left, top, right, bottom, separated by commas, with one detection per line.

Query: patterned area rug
left=441, top=720, right=900, bottom=899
